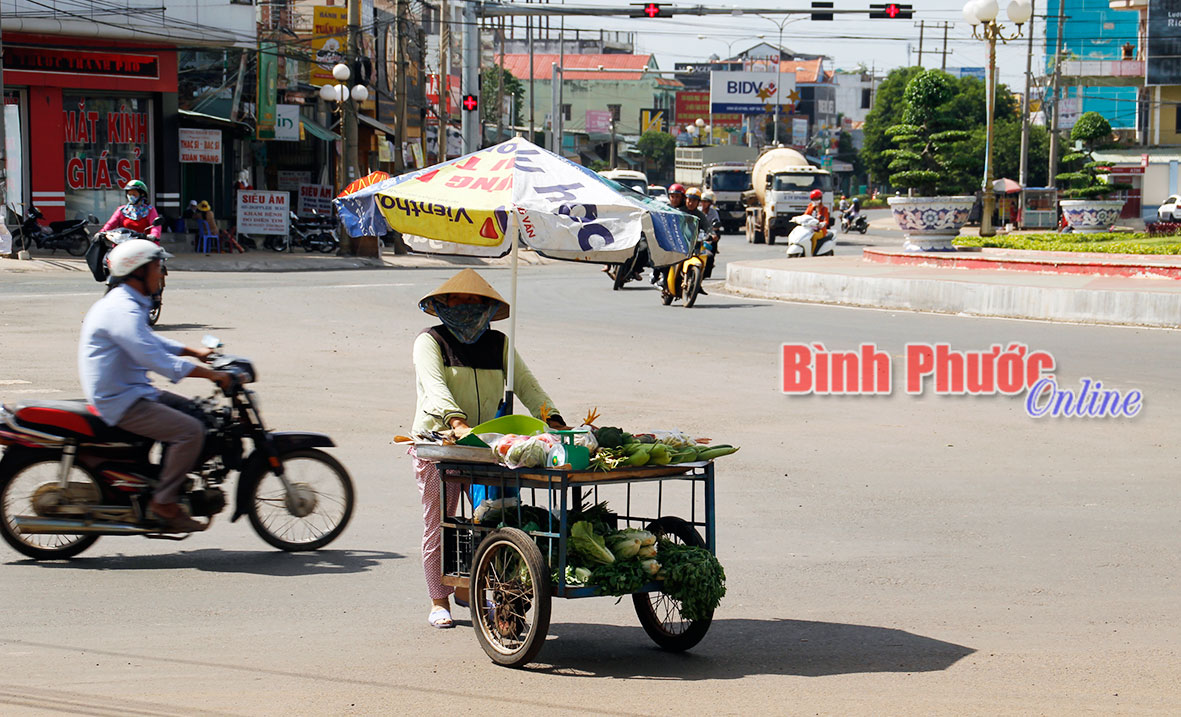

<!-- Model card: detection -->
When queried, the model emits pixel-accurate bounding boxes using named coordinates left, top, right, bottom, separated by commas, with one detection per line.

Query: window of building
left=561, top=104, right=571, bottom=121
left=861, top=88, right=872, bottom=109
left=1175, top=104, right=1181, bottom=134
left=608, top=104, right=621, bottom=121
left=63, top=95, right=154, bottom=219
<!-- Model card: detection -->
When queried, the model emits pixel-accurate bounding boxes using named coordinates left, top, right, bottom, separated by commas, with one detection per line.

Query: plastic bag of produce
left=499, top=433, right=559, bottom=469
left=651, top=430, right=698, bottom=450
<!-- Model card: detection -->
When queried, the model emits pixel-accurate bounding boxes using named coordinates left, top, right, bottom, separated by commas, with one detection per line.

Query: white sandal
left=428, top=606, right=454, bottom=629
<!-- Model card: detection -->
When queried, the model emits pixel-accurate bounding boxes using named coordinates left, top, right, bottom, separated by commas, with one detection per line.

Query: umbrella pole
left=503, top=233, right=520, bottom=414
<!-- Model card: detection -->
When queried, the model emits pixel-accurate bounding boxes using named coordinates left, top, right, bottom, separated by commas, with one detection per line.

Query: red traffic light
left=869, top=3, right=913, bottom=19
left=462, top=94, right=478, bottom=112
left=630, top=2, right=666, bottom=17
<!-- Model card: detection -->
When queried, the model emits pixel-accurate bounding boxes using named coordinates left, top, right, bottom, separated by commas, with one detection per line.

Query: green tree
left=637, top=130, right=676, bottom=180
left=861, top=66, right=925, bottom=185
left=1056, top=111, right=1127, bottom=198
left=882, top=70, right=973, bottom=196
left=480, top=66, right=524, bottom=127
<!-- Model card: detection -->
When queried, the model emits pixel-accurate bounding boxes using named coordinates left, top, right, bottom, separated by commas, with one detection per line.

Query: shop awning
left=178, top=108, right=253, bottom=135
left=357, top=113, right=398, bottom=136
left=302, top=117, right=340, bottom=142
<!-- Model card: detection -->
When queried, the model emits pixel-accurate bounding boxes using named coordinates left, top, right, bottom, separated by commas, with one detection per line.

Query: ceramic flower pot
left=887, top=196, right=975, bottom=251
left=1059, top=199, right=1125, bottom=234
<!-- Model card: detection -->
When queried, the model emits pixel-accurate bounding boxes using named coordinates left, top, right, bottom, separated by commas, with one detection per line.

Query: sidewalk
left=724, top=249, right=1181, bottom=329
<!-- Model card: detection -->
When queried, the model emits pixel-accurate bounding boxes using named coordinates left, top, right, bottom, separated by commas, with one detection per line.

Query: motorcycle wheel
left=65, top=233, right=89, bottom=257
left=0, top=454, right=101, bottom=560
left=247, top=448, right=355, bottom=551
left=317, top=234, right=338, bottom=254
left=148, top=304, right=161, bottom=326
left=858, top=225, right=868, bottom=234
left=613, top=254, right=639, bottom=291
left=683, top=265, right=702, bottom=308
left=270, top=237, right=288, bottom=253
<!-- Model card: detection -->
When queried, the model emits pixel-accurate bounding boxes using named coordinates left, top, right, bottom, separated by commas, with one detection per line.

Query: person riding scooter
left=699, top=191, right=722, bottom=279
left=805, top=189, right=831, bottom=229
left=101, top=180, right=164, bottom=243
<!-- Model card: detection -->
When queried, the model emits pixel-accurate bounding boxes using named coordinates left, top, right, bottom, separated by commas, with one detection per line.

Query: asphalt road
left=0, top=250, right=1177, bottom=715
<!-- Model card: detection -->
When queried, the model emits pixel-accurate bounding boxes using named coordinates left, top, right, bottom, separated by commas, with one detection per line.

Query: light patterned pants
left=412, top=449, right=461, bottom=600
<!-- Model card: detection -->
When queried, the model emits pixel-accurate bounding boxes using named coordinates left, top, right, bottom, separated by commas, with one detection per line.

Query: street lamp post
left=963, top=0, right=1032, bottom=238
left=320, top=63, right=370, bottom=196
left=755, top=16, right=803, bottom=146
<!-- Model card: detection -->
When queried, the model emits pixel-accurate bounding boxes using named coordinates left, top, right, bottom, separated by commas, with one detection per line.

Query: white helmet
left=701, top=190, right=715, bottom=202
left=105, top=239, right=172, bottom=282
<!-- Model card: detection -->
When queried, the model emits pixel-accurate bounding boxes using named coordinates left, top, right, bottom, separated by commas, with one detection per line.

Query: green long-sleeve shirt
left=412, top=327, right=559, bottom=433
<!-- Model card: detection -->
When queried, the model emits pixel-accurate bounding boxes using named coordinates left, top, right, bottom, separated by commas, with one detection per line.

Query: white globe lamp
left=332, top=63, right=351, bottom=82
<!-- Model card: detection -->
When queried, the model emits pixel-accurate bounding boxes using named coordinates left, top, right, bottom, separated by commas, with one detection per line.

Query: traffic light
left=811, top=2, right=834, bottom=21
left=869, top=3, right=913, bottom=19
left=462, top=94, right=478, bottom=112
left=630, top=2, right=667, bottom=18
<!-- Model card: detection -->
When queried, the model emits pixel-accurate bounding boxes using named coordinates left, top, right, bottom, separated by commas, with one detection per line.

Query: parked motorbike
left=841, top=211, right=869, bottom=234
left=266, top=211, right=338, bottom=253
left=88, top=217, right=168, bottom=326
left=0, top=337, right=355, bottom=560
left=10, top=205, right=96, bottom=256
left=661, top=229, right=714, bottom=308
left=786, top=214, right=836, bottom=258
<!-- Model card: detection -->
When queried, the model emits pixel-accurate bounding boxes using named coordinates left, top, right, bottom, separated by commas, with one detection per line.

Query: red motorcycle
left=0, top=340, right=355, bottom=559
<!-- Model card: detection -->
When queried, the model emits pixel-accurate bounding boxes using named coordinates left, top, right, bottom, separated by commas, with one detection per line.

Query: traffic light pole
left=461, top=0, right=479, bottom=153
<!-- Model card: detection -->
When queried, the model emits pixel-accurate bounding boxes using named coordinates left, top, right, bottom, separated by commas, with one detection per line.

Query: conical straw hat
left=419, top=268, right=510, bottom=321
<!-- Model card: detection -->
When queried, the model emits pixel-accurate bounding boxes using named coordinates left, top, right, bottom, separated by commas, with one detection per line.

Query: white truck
left=597, top=169, right=650, bottom=196
left=743, top=147, right=834, bottom=245
left=674, top=146, right=757, bottom=232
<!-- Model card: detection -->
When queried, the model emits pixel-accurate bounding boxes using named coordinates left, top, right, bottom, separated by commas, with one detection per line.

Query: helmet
left=105, top=239, right=172, bottom=281
left=668, top=183, right=685, bottom=196
left=701, top=190, right=715, bottom=202
left=124, top=179, right=149, bottom=199
left=809, top=189, right=823, bottom=201
left=851, top=197, right=862, bottom=206
left=685, top=187, right=702, bottom=199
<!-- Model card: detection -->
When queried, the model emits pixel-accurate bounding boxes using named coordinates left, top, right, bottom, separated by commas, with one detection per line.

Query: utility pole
left=916, top=21, right=925, bottom=67
left=941, top=20, right=949, bottom=71
left=1018, top=0, right=1035, bottom=188
left=461, top=0, right=478, bottom=153
left=528, top=10, right=535, bottom=143
left=1047, top=0, right=1066, bottom=188
left=0, top=23, right=11, bottom=258
left=439, top=0, right=450, bottom=162
left=550, top=63, right=560, bottom=153
left=393, top=0, right=406, bottom=173
left=609, top=118, right=617, bottom=168
left=497, top=16, right=506, bottom=143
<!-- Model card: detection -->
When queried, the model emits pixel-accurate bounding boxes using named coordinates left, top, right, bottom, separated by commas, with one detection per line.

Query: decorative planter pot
left=887, top=195, right=975, bottom=251
left=1059, top=199, right=1125, bottom=234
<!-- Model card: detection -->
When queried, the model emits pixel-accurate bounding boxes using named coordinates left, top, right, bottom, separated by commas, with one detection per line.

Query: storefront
left=3, top=34, right=179, bottom=222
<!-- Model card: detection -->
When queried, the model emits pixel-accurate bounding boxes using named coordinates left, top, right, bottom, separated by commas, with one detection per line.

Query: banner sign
left=277, top=170, right=311, bottom=192
left=275, top=104, right=301, bottom=141
left=179, top=129, right=222, bottom=164
left=310, top=6, right=348, bottom=87
left=792, top=117, right=809, bottom=147
left=5, top=46, right=159, bottom=80
left=298, top=184, right=334, bottom=216
left=709, top=71, right=797, bottom=115
left=1147, top=0, right=1181, bottom=85
left=257, top=42, right=279, bottom=139
left=674, top=91, right=743, bottom=128
left=585, top=109, right=612, bottom=134
left=639, top=108, right=666, bottom=134
left=236, top=190, right=290, bottom=234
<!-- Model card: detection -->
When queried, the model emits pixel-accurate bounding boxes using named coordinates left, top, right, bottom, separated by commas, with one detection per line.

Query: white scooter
left=785, top=214, right=835, bottom=258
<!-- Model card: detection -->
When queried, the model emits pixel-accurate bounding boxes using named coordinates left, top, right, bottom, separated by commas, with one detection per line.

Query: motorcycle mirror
left=201, top=335, right=223, bottom=350
left=88, top=214, right=99, bottom=224
left=151, top=216, right=167, bottom=227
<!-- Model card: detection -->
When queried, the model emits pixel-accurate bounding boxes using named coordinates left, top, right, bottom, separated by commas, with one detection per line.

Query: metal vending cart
left=1020, top=187, right=1059, bottom=229
left=425, top=447, right=718, bottom=668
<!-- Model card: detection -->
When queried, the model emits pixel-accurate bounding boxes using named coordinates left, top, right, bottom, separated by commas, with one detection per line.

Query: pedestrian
left=409, top=269, right=568, bottom=629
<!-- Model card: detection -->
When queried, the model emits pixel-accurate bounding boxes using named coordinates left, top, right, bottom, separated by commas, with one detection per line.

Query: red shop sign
left=6, top=46, right=159, bottom=80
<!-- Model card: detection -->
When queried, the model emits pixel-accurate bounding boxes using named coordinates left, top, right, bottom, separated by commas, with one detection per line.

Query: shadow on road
left=8, top=548, right=401, bottom=576
left=531, top=618, right=974, bottom=679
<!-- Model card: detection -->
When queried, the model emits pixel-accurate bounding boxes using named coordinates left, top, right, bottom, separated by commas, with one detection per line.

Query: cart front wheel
left=470, top=527, right=551, bottom=668
left=632, top=516, right=712, bottom=652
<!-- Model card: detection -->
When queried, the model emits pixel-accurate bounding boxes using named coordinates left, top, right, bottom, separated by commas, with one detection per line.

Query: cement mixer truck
left=743, top=147, right=834, bottom=244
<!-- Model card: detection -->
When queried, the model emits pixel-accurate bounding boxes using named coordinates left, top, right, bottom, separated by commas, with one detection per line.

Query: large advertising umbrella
left=335, top=136, right=697, bottom=409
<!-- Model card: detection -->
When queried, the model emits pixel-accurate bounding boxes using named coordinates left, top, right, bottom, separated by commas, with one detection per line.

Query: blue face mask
left=427, top=298, right=500, bottom=344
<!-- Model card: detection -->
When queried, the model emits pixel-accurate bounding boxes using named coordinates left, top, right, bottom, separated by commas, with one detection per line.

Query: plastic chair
left=195, top=220, right=219, bottom=254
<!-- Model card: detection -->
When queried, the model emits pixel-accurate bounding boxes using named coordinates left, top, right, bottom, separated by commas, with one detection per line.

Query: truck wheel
left=766, top=226, right=776, bottom=245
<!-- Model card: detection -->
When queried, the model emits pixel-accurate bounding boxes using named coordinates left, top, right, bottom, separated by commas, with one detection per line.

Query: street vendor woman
left=410, top=269, right=567, bottom=629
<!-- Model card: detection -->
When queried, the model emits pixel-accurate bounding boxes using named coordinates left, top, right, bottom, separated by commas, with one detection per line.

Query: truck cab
left=597, top=169, right=649, bottom=196
left=702, top=163, right=753, bottom=232
left=746, top=166, right=833, bottom=244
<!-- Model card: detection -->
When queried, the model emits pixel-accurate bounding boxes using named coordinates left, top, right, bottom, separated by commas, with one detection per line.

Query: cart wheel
left=632, top=516, right=712, bottom=652
left=470, top=527, right=551, bottom=668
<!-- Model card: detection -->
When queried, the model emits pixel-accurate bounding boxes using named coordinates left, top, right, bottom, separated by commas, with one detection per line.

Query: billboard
left=1147, top=0, right=1181, bottom=86
left=674, top=91, right=742, bottom=128
left=310, top=6, right=348, bottom=87
left=709, top=71, right=797, bottom=115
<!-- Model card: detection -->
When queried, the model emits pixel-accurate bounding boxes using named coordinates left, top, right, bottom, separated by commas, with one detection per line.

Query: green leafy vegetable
left=588, top=558, right=648, bottom=595
left=570, top=521, right=614, bottom=564
left=657, top=539, right=726, bottom=621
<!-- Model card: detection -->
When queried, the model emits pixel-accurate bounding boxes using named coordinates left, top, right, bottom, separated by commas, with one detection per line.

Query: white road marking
left=0, top=380, right=32, bottom=385
left=3, top=389, right=62, bottom=394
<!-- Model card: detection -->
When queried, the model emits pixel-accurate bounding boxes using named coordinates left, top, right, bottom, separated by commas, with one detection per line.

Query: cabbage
left=640, top=559, right=661, bottom=577
left=571, top=521, right=614, bottom=564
